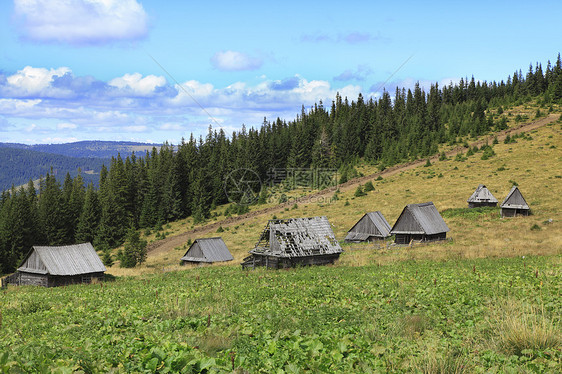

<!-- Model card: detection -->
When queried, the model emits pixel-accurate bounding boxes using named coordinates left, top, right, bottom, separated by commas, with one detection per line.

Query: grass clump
left=489, top=300, right=561, bottom=357
left=414, top=348, right=471, bottom=374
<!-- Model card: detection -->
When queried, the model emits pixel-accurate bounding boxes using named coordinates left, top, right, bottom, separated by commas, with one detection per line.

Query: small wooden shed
left=345, top=211, right=392, bottom=242
left=11, top=242, right=106, bottom=287
left=467, top=184, right=498, bottom=208
left=180, top=237, right=233, bottom=265
left=390, top=202, right=450, bottom=244
left=242, top=216, right=343, bottom=269
left=500, top=186, right=530, bottom=217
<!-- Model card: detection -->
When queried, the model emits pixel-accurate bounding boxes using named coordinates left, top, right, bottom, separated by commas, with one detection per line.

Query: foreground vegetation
left=1, top=255, right=560, bottom=372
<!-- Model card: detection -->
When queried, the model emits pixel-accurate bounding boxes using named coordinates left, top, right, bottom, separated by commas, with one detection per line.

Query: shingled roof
left=390, top=202, right=450, bottom=235
left=467, top=184, right=498, bottom=203
left=18, top=243, right=106, bottom=276
left=500, top=186, right=529, bottom=210
left=345, top=211, right=392, bottom=241
left=180, top=237, right=233, bottom=263
left=251, top=216, right=342, bottom=258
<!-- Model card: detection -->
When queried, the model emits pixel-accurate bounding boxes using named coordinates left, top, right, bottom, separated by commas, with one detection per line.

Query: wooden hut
left=345, top=211, right=392, bottom=242
left=180, top=237, right=233, bottom=265
left=390, top=202, right=450, bottom=244
left=467, top=184, right=498, bottom=208
left=242, top=216, right=343, bottom=269
left=500, top=186, right=530, bottom=217
left=10, top=242, right=106, bottom=287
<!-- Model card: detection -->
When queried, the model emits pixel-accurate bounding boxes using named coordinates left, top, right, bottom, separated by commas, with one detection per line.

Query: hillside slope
left=0, top=147, right=107, bottom=190
left=0, top=140, right=161, bottom=190
left=108, top=113, right=561, bottom=275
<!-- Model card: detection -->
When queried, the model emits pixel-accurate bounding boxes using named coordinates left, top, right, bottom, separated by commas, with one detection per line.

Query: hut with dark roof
left=12, top=242, right=106, bottom=287
left=500, top=186, right=530, bottom=217
left=242, top=216, right=343, bottom=269
left=467, top=184, right=498, bottom=208
left=390, top=202, right=450, bottom=244
left=180, top=237, right=233, bottom=265
left=345, top=211, right=392, bottom=242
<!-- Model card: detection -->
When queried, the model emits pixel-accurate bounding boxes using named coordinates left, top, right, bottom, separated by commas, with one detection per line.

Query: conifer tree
left=76, top=183, right=100, bottom=243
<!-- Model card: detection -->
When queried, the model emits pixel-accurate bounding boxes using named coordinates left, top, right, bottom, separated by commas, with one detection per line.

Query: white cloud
left=13, top=0, right=148, bottom=45
left=160, top=123, right=184, bottom=131
left=109, top=73, right=166, bottom=96
left=41, top=136, right=79, bottom=144
left=211, top=51, right=263, bottom=71
left=4, top=66, right=72, bottom=97
left=1, top=65, right=370, bottom=143
left=0, top=98, right=42, bottom=113
left=57, top=122, right=77, bottom=130
left=122, top=125, right=148, bottom=132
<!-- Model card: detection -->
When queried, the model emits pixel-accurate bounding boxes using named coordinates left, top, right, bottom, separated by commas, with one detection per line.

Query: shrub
left=376, top=175, right=383, bottom=181
left=439, top=152, right=448, bottom=161
left=424, top=159, right=432, bottom=167
left=363, top=181, right=375, bottom=192
left=354, top=185, right=366, bottom=197
left=481, top=146, right=496, bottom=160
left=119, top=228, right=148, bottom=268
left=454, top=153, right=465, bottom=162
left=216, top=226, right=224, bottom=233
left=530, top=224, right=541, bottom=231
left=102, top=250, right=114, bottom=267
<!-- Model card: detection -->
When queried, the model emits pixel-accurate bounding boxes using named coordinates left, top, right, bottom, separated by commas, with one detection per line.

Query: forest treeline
left=1, top=54, right=561, bottom=273
left=0, top=147, right=106, bottom=190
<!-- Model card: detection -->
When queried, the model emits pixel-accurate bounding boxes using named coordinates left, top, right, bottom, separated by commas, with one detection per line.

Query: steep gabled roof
left=500, top=186, right=530, bottom=210
left=345, top=211, right=392, bottom=241
left=18, top=242, right=106, bottom=276
left=181, top=237, right=233, bottom=263
left=467, top=184, right=498, bottom=203
left=251, top=216, right=342, bottom=258
left=390, top=202, right=450, bottom=235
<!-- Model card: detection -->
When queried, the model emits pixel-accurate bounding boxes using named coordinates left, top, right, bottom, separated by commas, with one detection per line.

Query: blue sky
left=1, top=0, right=561, bottom=144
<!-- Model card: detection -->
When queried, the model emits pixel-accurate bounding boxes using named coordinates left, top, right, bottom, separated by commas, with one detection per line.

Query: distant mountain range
left=0, top=140, right=160, bottom=158
left=0, top=141, right=160, bottom=190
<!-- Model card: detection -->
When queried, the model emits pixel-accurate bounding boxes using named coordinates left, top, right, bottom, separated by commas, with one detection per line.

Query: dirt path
left=147, top=114, right=558, bottom=257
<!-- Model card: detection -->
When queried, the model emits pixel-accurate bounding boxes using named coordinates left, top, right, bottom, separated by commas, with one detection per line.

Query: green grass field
left=1, top=255, right=560, bottom=372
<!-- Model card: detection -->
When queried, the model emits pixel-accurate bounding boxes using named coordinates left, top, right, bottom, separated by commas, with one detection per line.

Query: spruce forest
left=1, top=54, right=562, bottom=274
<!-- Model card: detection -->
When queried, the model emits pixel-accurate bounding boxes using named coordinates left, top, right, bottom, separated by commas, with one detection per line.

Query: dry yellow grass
left=105, top=111, right=562, bottom=276
left=486, top=298, right=562, bottom=356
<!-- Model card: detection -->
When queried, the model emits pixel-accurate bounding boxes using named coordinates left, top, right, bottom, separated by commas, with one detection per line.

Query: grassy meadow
left=129, top=112, right=562, bottom=274
left=1, top=254, right=560, bottom=372
left=1, top=110, right=561, bottom=372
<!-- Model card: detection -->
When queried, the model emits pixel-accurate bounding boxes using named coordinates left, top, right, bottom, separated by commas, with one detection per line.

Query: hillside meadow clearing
left=114, top=114, right=562, bottom=275
left=1, top=114, right=561, bottom=372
